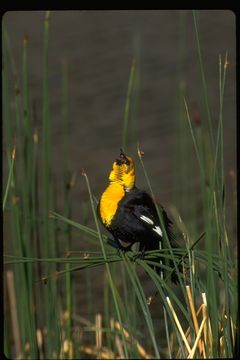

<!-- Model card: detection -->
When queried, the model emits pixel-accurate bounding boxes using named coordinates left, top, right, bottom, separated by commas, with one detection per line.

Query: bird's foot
left=106, top=238, right=131, bottom=257
left=133, top=247, right=145, bottom=262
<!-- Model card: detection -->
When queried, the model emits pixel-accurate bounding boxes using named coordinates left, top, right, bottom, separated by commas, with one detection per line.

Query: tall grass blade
left=192, top=10, right=214, bottom=153
left=3, top=146, right=16, bottom=211
left=122, top=255, right=160, bottom=358
left=122, top=59, right=136, bottom=151
left=82, top=171, right=129, bottom=358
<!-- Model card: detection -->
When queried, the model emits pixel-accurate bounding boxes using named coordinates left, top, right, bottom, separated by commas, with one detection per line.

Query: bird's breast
left=99, top=183, right=125, bottom=227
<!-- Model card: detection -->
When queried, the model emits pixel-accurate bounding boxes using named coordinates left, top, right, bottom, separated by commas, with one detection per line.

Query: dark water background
left=3, top=9, right=236, bottom=349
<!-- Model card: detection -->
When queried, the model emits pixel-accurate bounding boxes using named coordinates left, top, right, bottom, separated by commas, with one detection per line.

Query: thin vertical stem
left=122, top=59, right=136, bottom=151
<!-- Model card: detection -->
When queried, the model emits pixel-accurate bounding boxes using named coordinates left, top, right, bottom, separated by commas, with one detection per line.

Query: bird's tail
left=139, top=238, right=164, bottom=277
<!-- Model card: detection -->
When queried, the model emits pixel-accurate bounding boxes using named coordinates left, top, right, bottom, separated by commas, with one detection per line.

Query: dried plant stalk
left=6, top=271, right=22, bottom=359
left=166, top=296, right=191, bottom=355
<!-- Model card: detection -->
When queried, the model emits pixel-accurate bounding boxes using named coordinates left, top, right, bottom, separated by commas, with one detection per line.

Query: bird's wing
left=122, top=189, right=164, bottom=233
left=131, top=203, right=163, bottom=237
left=123, top=189, right=177, bottom=245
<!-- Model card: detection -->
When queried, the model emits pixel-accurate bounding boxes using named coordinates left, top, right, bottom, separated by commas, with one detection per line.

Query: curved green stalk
left=82, top=171, right=129, bottom=358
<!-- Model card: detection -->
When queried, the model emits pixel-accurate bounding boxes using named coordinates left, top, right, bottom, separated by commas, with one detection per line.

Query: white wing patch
left=140, top=215, right=163, bottom=237
left=140, top=215, right=154, bottom=225
left=152, top=226, right=163, bottom=237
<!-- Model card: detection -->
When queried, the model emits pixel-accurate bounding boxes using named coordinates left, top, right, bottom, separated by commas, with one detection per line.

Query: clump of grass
left=3, top=10, right=236, bottom=359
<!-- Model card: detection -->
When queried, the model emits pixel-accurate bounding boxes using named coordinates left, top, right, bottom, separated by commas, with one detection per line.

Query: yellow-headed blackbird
left=97, top=150, right=178, bottom=281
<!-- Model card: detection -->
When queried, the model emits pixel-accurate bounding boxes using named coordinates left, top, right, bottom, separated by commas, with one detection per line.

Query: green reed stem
left=192, top=10, right=214, bottom=154
left=82, top=171, right=129, bottom=358
left=122, top=59, right=136, bottom=151
left=3, top=147, right=16, bottom=211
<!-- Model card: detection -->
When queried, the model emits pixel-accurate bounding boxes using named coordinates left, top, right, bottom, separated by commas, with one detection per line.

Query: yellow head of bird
left=109, top=150, right=135, bottom=191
